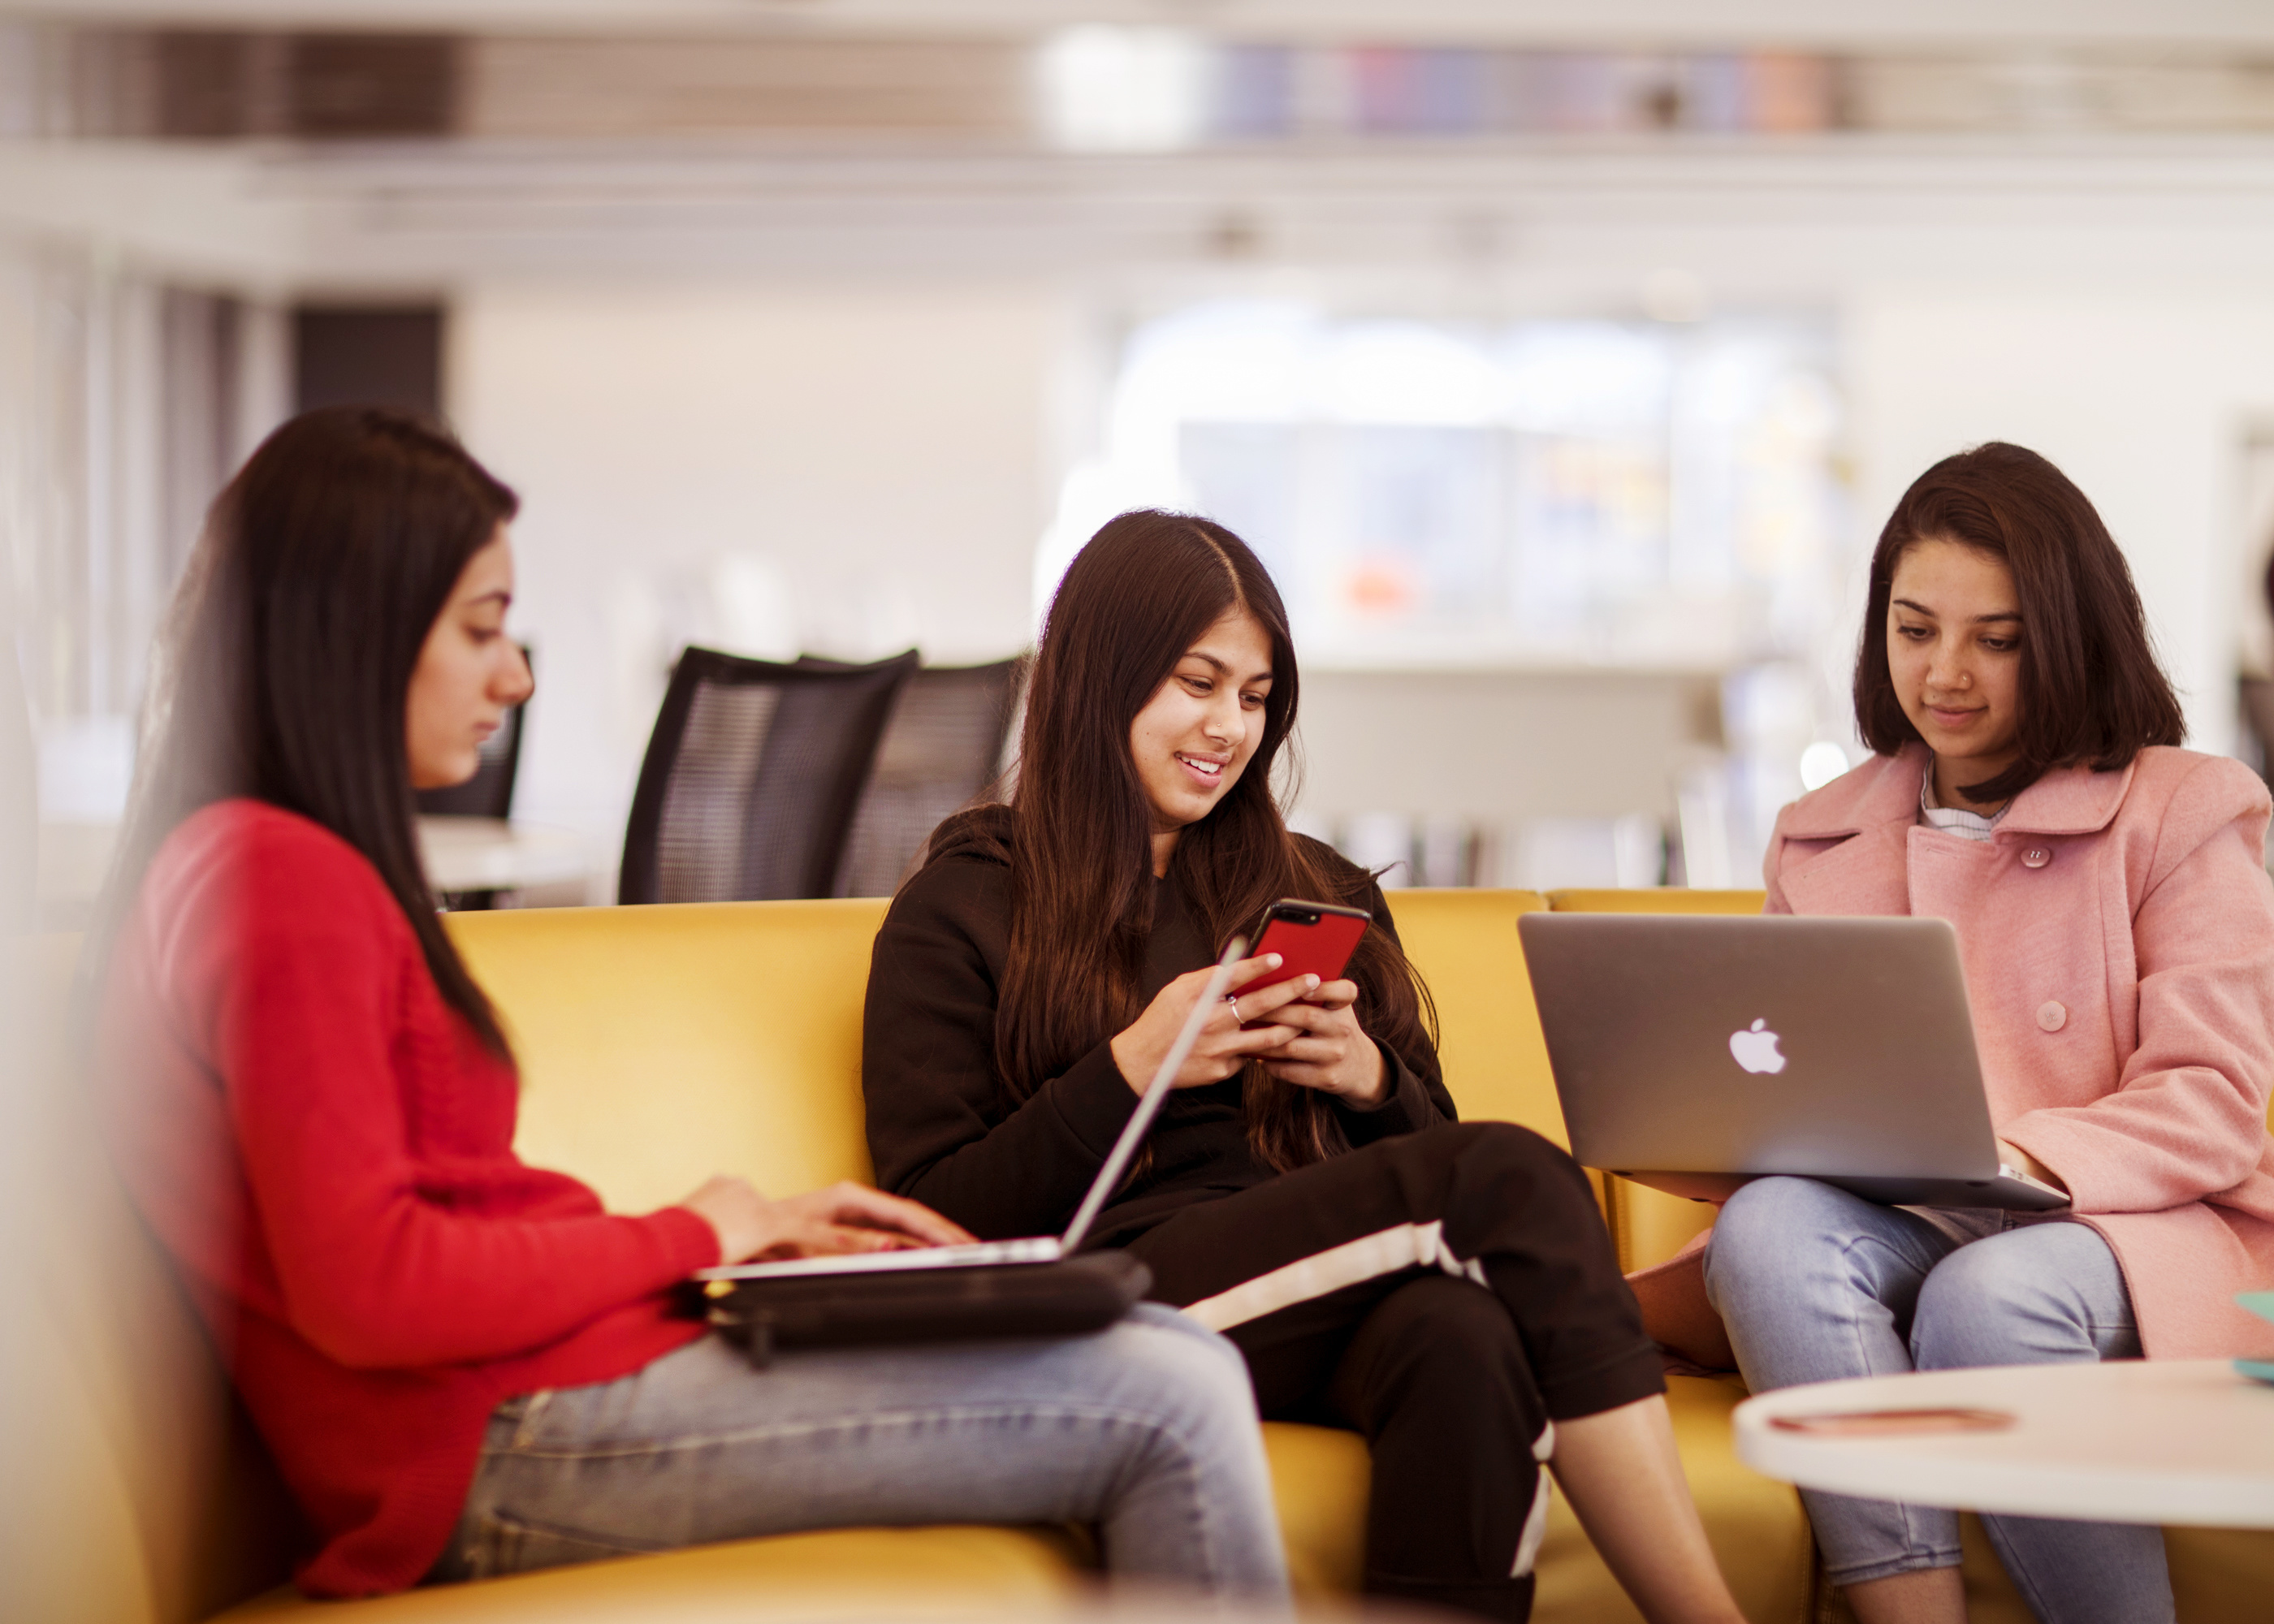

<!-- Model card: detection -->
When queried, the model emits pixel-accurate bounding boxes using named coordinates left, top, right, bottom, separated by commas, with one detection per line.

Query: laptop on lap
left=1517, top=914, right=2069, bottom=1212
left=695, top=939, right=1247, bottom=1285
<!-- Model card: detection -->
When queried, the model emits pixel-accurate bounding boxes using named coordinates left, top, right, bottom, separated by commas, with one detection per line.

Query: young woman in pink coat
left=1705, top=442, right=2274, bottom=1624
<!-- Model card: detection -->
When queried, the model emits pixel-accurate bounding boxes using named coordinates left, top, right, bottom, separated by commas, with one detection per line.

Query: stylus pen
left=1059, top=935, right=1247, bottom=1255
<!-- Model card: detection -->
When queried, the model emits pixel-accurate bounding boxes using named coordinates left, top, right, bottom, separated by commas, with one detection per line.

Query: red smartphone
left=1243, top=899, right=1373, bottom=998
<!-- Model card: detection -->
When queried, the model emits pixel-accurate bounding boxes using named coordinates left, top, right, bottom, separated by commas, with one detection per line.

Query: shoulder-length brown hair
left=1852, top=441, right=2184, bottom=805
left=988, top=509, right=1432, bottom=1174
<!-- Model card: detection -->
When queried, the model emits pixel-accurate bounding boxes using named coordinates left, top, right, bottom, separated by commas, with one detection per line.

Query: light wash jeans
left=430, top=1304, right=1290, bottom=1602
left=1704, top=1176, right=2173, bottom=1624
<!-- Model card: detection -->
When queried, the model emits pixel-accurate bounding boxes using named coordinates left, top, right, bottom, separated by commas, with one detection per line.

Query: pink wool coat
left=1766, top=742, right=2274, bottom=1358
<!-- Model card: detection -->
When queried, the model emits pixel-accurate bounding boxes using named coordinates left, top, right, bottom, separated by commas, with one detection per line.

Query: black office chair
left=619, top=646, right=919, bottom=905
left=416, top=646, right=530, bottom=910
left=2243, top=677, right=2274, bottom=786
left=811, top=656, right=1025, bottom=898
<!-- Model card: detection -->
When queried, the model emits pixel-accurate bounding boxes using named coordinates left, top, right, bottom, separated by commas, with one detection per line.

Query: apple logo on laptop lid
left=1730, top=1018, right=1787, bottom=1075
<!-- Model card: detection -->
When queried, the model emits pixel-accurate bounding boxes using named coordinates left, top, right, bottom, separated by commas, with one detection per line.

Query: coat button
left=2022, top=847, right=2052, bottom=868
left=2038, top=1000, right=2067, bottom=1032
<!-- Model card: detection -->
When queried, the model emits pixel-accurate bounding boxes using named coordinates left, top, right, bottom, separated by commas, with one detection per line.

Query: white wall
left=450, top=279, right=1068, bottom=849
left=1848, top=287, right=2274, bottom=758
left=442, top=275, right=2274, bottom=871
left=1290, top=669, right=1714, bottom=826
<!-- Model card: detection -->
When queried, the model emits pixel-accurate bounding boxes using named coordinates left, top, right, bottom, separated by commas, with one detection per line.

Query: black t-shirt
left=860, top=807, right=1455, bottom=1244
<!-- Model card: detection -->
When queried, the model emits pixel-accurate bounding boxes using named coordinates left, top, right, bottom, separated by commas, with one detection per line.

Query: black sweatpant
left=1122, top=1121, right=1664, bottom=1623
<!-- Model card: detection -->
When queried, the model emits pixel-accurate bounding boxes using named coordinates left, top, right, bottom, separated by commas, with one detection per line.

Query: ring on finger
left=1223, top=991, right=1241, bottom=1021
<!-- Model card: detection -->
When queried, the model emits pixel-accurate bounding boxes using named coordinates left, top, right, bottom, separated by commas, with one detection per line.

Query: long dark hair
left=89, top=407, right=520, bottom=1055
left=1852, top=441, right=2185, bottom=805
left=988, top=510, right=1432, bottom=1174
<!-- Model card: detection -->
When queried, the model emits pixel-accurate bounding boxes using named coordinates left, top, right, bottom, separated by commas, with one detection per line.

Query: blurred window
left=1044, top=302, right=1842, bottom=670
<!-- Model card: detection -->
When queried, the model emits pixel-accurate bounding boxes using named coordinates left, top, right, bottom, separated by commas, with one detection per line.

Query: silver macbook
left=695, top=938, right=1248, bottom=1284
left=1517, top=914, right=2069, bottom=1212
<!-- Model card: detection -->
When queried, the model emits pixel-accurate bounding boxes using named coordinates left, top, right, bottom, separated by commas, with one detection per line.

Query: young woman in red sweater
left=90, top=409, right=1288, bottom=1600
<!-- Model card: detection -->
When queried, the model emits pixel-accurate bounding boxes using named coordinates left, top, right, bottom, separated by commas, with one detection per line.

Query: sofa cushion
left=454, top=899, right=894, bottom=1212
left=207, top=1527, right=1085, bottom=1621
left=1368, top=888, right=1561, bottom=1141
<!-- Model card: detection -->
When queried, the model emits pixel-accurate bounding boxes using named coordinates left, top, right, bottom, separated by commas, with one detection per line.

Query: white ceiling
left=15, top=0, right=2274, bottom=49
left=19, top=130, right=2274, bottom=304
left=11, top=1, right=2274, bottom=301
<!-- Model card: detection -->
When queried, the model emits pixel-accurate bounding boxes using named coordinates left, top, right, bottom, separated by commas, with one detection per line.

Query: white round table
left=1734, top=1358, right=2274, bottom=1527
left=417, top=817, right=603, bottom=899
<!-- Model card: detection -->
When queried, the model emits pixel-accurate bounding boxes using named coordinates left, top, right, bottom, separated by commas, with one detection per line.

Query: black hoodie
left=860, top=805, right=1455, bottom=1245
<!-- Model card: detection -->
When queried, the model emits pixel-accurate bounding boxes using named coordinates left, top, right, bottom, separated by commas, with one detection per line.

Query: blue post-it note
left=2237, top=1294, right=2274, bottom=1384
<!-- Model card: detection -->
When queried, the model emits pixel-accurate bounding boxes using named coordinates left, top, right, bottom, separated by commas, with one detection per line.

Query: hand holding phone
left=1108, top=951, right=1314, bottom=1097
left=1239, top=899, right=1389, bottom=1105
left=1244, top=900, right=1371, bottom=995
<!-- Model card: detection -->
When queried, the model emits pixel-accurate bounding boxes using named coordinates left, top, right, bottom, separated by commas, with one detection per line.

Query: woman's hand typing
left=678, top=1176, right=977, bottom=1267
left=1110, top=952, right=1314, bottom=1095
left=1252, top=979, right=1388, bottom=1105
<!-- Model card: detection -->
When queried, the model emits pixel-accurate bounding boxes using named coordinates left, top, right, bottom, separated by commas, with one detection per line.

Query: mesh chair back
left=415, top=646, right=530, bottom=819
left=821, top=657, right=1025, bottom=897
left=620, top=647, right=919, bottom=905
left=2244, top=677, right=2274, bottom=784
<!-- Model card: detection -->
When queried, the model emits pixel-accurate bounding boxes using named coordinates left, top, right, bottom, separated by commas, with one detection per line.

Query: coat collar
left=1782, top=743, right=2135, bottom=841
left=2003, top=757, right=2137, bottom=836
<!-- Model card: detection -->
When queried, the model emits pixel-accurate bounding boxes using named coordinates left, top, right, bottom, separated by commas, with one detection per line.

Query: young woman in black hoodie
left=862, top=512, right=1744, bottom=1624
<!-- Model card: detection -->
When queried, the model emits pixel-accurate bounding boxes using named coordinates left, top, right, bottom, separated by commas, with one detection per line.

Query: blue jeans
left=430, top=1304, right=1290, bottom=1600
left=1705, top=1177, right=2172, bottom=1624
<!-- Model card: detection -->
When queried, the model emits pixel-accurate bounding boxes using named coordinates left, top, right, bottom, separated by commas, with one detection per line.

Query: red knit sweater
left=97, top=800, right=718, bottom=1596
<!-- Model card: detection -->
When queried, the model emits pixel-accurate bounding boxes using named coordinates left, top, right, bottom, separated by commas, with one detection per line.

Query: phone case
left=1243, top=898, right=1372, bottom=995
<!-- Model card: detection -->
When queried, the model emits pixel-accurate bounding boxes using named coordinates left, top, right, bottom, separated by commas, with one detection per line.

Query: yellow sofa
left=443, top=888, right=1815, bottom=1624
left=15, top=887, right=2268, bottom=1622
